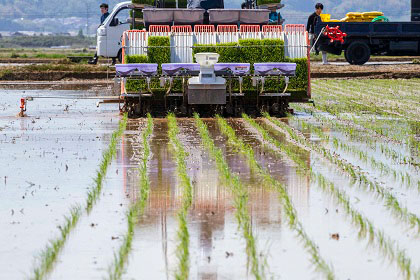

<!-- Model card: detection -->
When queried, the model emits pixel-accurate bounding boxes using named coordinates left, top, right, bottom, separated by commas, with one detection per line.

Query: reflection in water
left=119, top=118, right=311, bottom=279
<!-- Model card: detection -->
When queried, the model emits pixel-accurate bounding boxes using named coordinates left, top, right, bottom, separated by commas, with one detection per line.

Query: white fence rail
left=123, top=30, right=308, bottom=63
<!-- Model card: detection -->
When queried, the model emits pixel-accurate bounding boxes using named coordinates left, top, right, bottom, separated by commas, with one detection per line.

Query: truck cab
left=97, top=1, right=132, bottom=62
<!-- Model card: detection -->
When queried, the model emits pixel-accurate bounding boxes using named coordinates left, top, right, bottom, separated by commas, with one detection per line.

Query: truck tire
left=344, top=49, right=351, bottom=64
left=345, top=41, right=371, bottom=65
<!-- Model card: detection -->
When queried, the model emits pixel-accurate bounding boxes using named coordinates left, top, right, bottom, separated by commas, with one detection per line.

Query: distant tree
left=78, top=28, right=84, bottom=38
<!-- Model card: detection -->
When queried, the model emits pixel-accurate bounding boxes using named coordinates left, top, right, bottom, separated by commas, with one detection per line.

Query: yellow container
left=347, top=12, right=363, bottom=18
left=363, top=11, right=384, bottom=17
left=330, top=19, right=341, bottom=22
left=320, top=14, right=331, bottom=22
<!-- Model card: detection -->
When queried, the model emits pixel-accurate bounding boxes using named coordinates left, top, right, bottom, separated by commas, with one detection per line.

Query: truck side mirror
left=110, top=18, right=119, bottom=26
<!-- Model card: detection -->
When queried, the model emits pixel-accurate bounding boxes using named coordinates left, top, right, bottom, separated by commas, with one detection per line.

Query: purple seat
left=214, top=63, right=251, bottom=76
left=116, top=64, right=159, bottom=77
left=162, top=63, right=200, bottom=76
left=254, top=63, right=297, bottom=76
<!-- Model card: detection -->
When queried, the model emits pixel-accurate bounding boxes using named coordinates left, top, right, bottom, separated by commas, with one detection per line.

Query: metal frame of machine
left=116, top=24, right=311, bottom=117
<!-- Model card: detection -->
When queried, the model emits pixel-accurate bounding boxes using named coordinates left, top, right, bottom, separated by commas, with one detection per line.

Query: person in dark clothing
left=306, top=3, right=323, bottom=34
left=89, top=3, right=112, bottom=65
left=100, top=3, right=110, bottom=24
left=307, top=3, right=328, bottom=64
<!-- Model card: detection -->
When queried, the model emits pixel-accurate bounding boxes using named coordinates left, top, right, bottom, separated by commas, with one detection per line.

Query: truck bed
left=315, top=21, right=420, bottom=38
left=314, top=21, right=420, bottom=64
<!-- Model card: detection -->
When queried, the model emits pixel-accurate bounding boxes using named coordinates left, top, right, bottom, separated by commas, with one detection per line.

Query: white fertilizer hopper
left=188, top=53, right=226, bottom=105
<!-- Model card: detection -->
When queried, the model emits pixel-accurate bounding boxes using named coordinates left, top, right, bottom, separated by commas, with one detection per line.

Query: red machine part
left=284, top=24, right=305, bottom=33
left=262, top=25, right=283, bottom=33
left=217, top=25, right=238, bottom=33
left=239, top=25, right=260, bottom=33
left=20, top=98, right=26, bottom=110
left=149, top=25, right=170, bottom=33
left=194, top=25, right=215, bottom=33
left=323, top=25, right=347, bottom=43
left=171, top=25, right=192, bottom=33
left=18, top=98, right=26, bottom=117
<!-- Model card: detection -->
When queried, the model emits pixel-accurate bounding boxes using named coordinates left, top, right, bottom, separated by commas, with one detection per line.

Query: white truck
left=96, top=1, right=133, bottom=63
left=95, top=0, right=282, bottom=62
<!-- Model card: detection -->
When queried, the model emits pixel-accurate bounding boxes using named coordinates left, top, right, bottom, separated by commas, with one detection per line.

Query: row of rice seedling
left=262, top=114, right=420, bottom=233
left=341, top=80, right=419, bottom=107
left=314, top=80, right=419, bottom=119
left=167, top=114, right=193, bottom=280
left=107, top=114, right=153, bottom=280
left=313, top=81, right=419, bottom=120
left=293, top=116, right=417, bottom=190
left=243, top=115, right=420, bottom=279
left=294, top=103, right=419, bottom=167
left=312, top=83, right=420, bottom=151
left=294, top=103, right=418, bottom=166
left=32, top=114, right=128, bottom=280
left=216, top=116, right=335, bottom=279
left=32, top=206, right=81, bottom=280
left=312, top=84, right=399, bottom=118
left=194, top=115, right=265, bottom=280
left=351, top=80, right=420, bottom=100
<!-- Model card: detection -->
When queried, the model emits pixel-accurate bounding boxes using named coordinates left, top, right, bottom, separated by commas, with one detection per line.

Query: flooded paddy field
left=0, top=79, right=419, bottom=280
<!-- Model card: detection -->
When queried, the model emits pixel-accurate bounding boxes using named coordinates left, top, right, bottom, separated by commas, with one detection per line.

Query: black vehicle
left=314, top=21, right=420, bottom=65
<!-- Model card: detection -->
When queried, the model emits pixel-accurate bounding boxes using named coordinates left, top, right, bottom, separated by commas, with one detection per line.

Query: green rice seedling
left=167, top=114, right=193, bottom=280
left=194, top=114, right=264, bottom=280
left=87, top=115, right=128, bottom=212
left=316, top=80, right=420, bottom=120
left=255, top=114, right=420, bottom=279
left=313, top=80, right=419, bottom=120
left=108, top=114, right=153, bottom=280
left=32, top=206, right=81, bottom=280
left=217, top=116, right=335, bottom=279
left=295, top=116, right=418, bottom=190
left=341, top=80, right=420, bottom=110
left=293, top=103, right=419, bottom=168
left=31, top=115, right=128, bottom=280
left=311, top=83, right=419, bottom=147
left=263, top=114, right=420, bottom=233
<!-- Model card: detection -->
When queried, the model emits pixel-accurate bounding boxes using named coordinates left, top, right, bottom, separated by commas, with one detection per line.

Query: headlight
left=98, top=27, right=106, bottom=36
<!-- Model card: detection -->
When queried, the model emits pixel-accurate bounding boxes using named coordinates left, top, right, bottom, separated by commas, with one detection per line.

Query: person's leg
left=88, top=52, right=98, bottom=65
left=322, top=51, right=329, bottom=64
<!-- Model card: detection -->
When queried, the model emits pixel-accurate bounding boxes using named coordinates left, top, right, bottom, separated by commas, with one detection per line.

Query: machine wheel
left=345, top=41, right=371, bottom=65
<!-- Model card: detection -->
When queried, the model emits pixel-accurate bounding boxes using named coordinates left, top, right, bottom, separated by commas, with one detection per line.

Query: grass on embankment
left=31, top=114, right=128, bottom=280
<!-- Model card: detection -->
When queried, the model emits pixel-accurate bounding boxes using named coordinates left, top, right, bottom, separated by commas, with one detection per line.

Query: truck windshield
left=113, top=8, right=130, bottom=25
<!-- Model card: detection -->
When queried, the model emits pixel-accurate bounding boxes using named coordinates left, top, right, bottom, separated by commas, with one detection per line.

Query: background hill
left=0, top=0, right=412, bottom=33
